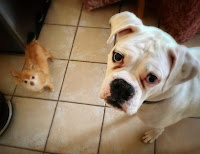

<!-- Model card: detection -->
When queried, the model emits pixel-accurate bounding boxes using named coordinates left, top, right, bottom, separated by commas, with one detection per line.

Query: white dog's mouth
left=105, top=97, right=140, bottom=115
left=105, top=97, right=123, bottom=110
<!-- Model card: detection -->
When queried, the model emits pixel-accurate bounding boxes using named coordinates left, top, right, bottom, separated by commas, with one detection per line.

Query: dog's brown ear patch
left=10, top=70, right=22, bottom=83
left=181, top=52, right=199, bottom=83
left=163, top=45, right=200, bottom=92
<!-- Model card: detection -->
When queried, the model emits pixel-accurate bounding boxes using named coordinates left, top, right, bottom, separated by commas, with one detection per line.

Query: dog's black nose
left=107, top=79, right=135, bottom=109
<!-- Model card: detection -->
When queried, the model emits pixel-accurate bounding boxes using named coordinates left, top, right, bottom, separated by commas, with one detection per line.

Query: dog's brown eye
left=24, top=80, right=28, bottom=84
left=146, top=74, right=158, bottom=83
left=32, top=76, right=35, bottom=79
left=113, top=52, right=124, bottom=63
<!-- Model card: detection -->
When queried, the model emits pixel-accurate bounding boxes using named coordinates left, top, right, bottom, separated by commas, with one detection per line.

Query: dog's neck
left=145, top=85, right=181, bottom=103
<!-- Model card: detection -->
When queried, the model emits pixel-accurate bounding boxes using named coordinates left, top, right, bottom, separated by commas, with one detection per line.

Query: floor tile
left=38, top=25, right=76, bottom=59
left=46, top=102, right=104, bottom=153
left=121, top=0, right=158, bottom=27
left=99, top=108, right=154, bottom=153
left=0, top=97, right=56, bottom=151
left=182, top=34, right=200, bottom=48
left=45, top=0, right=82, bottom=26
left=70, top=27, right=114, bottom=63
left=14, top=60, right=67, bottom=100
left=0, top=55, right=24, bottom=95
left=60, top=61, right=106, bottom=106
left=156, top=118, right=200, bottom=153
left=79, top=4, right=119, bottom=28
left=0, top=145, right=42, bottom=154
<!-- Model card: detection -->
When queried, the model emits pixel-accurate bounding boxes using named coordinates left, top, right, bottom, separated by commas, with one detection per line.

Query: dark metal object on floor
left=0, top=92, right=12, bottom=136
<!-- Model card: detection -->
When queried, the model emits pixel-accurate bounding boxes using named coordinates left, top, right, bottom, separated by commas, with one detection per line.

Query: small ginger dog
left=11, top=41, right=54, bottom=92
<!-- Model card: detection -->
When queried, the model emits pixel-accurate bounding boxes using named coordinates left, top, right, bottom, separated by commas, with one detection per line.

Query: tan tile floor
left=0, top=0, right=200, bottom=153
left=38, top=25, right=76, bottom=60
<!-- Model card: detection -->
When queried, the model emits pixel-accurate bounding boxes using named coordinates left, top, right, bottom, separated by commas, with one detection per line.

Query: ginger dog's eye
left=113, top=52, right=124, bottom=63
left=146, top=74, right=158, bottom=83
left=24, top=80, right=28, bottom=84
left=32, top=76, right=35, bottom=79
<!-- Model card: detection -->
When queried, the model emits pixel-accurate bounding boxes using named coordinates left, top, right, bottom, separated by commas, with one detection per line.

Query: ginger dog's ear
left=10, top=70, right=21, bottom=81
left=163, top=45, right=200, bottom=92
left=107, top=11, right=143, bottom=44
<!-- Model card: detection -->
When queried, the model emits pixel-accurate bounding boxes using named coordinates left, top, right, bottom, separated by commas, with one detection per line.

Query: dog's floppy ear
left=10, top=70, right=21, bottom=82
left=163, top=45, right=200, bottom=91
left=107, top=11, right=143, bottom=44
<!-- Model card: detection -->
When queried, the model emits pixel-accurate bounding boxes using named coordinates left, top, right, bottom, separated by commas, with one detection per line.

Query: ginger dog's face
left=11, top=69, right=47, bottom=92
left=11, top=41, right=54, bottom=92
left=100, top=12, right=199, bottom=115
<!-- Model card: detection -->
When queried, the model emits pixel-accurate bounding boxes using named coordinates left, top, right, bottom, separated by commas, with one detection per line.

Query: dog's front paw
left=45, top=83, right=55, bottom=92
left=142, top=128, right=164, bottom=144
left=142, top=130, right=156, bottom=144
left=49, top=86, right=54, bottom=92
left=49, top=85, right=55, bottom=92
left=49, top=56, right=55, bottom=62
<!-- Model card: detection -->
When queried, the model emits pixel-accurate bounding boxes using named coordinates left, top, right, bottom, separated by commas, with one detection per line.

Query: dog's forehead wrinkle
left=115, top=42, right=145, bottom=57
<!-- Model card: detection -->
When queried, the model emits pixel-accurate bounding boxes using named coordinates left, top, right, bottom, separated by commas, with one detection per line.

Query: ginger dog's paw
left=49, top=56, right=55, bottom=62
left=49, top=85, right=55, bottom=92
left=142, top=128, right=164, bottom=144
left=50, top=87, right=55, bottom=92
left=45, top=83, right=55, bottom=92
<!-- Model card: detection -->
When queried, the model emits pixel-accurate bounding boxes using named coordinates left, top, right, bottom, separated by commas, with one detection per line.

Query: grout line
left=51, top=58, right=107, bottom=65
left=59, top=100, right=105, bottom=108
left=12, top=95, right=106, bottom=108
left=0, top=54, right=106, bottom=65
left=12, top=95, right=57, bottom=101
left=45, top=23, right=110, bottom=30
left=52, top=58, right=69, bottom=61
left=97, top=106, right=106, bottom=154
left=44, top=23, right=77, bottom=27
left=154, top=139, right=157, bottom=154
left=69, top=59, right=107, bottom=64
left=42, top=101, right=59, bottom=153
left=43, top=3, right=84, bottom=153
left=105, top=105, right=112, bottom=108
left=0, top=144, right=43, bottom=153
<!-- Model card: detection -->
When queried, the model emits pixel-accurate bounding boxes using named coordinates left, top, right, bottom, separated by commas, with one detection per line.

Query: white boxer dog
left=100, top=11, right=200, bottom=143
